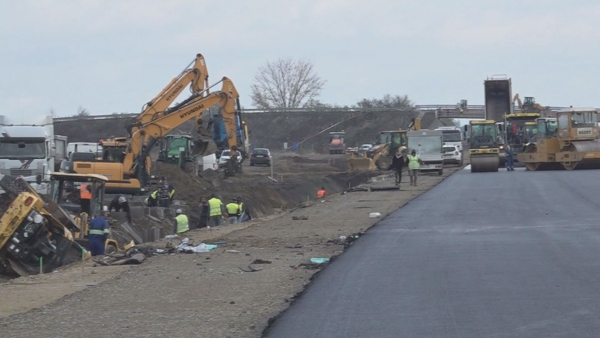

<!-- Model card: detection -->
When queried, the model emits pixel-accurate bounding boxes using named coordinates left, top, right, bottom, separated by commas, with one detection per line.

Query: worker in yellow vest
left=173, top=209, right=189, bottom=234
left=407, top=149, right=423, bottom=186
left=226, top=199, right=239, bottom=224
left=208, top=193, right=224, bottom=227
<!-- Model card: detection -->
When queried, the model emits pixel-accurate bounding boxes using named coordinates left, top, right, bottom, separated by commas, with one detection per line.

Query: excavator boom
left=136, top=54, right=209, bottom=125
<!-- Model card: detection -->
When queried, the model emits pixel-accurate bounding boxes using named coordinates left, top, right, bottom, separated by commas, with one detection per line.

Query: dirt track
left=0, top=165, right=461, bottom=338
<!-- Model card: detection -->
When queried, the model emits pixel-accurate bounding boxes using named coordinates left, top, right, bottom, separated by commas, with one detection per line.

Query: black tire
left=438, top=169, right=443, bottom=176
left=376, top=157, right=390, bottom=171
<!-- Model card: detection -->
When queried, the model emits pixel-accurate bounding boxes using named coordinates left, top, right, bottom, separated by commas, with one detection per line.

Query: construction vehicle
left=348, top=118, right=420, bottom=171
left=47, top=172, right=133, bottom=254
left=407, top=130, right=444, bottom=175
left=435, top=126, right=463, bottom=151
left=513, top=94, right=545, bottom=113
left=328, top=131, right=346, bottom=154
left=157, top=134, right=195, bottom=172
left=484, top=76, right=513, bottom=166
left=0, top=175, right=86, bottom=276
left=468, top=120, right=501, bottom=172
left=0, top=115, right=68, bottom=194
left=61, top=72, right=245, bottom=194
left=517, top=108, right=600, bottom=170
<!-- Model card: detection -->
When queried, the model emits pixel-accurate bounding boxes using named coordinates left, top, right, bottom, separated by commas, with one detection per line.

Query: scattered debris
left=225, top=250, right=241, bottom=254
left=369, top=185, right=400, bottom=191
left=292, top=215, right=309, bottom=221
left=369, top=212, right=382, bottom=218
left=285, top=244, right=303, bottom=249
left=239, top=265, right=263, bottom=272
left=251, top=259, right=272, bottom=265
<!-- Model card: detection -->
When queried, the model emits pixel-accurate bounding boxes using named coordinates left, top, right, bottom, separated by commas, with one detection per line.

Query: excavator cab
left=523, top=97, right=536, bottom=109
left=468, top=120, right=500, bottom=172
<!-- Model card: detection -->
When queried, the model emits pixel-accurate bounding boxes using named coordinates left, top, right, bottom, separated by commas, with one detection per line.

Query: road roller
left=517, top=108, right=600, bottom=171
left=468, top=120, right=500, bottom=172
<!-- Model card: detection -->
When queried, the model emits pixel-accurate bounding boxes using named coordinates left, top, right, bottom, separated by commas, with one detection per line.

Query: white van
left=435, top=126, right=463, bottom=152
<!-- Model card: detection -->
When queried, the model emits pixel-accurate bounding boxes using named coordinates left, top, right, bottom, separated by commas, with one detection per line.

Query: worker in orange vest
left=80, top=183, right=92, bottom=215
left=317, top=187, right=327, bottom=198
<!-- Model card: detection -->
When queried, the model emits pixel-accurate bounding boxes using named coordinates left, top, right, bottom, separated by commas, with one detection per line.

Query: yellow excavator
left=348, top=118, right=421, bottom=171
left=513, top=94, right=545, bottom=113
left=61, top=74, right=245, bottom=194
left=468, top=120, right=500, bottom=172
left=517, top=108, right=600, bottom=170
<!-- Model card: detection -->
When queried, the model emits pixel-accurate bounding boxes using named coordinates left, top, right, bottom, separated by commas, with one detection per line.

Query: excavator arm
left=136, top=54, right=209, bottom=125
left=125, top=77, right=242, bottom=182
left=512, top=93, right=523, bottom=110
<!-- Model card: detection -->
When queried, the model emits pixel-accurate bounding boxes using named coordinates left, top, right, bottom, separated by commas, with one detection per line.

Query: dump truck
left=484, top=76, right=512, bottom=166
left=517, top=108, right=600, bottom=170
left=468, top=120, right=501, bottom=172
left=407, top=130, right=444, bottom=175
left=329, top=132, right=346, bottom=154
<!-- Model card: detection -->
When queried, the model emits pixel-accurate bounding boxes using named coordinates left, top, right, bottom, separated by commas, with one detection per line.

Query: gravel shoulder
left=0, top=166, right=462, bottom=338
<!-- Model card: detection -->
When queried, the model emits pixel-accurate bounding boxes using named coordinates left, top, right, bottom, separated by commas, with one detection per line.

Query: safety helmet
left=176, top=209, right=182, bottom=214
left=118, top=196, right=126, bottom=204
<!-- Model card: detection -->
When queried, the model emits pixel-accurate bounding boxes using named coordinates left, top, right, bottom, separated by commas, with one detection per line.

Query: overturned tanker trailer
left=517, top=108, right=600, bottom=171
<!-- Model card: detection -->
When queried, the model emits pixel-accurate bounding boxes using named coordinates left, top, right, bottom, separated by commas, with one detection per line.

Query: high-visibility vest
left=175, top=214, right=189, bottom=233
left=226, top=203, right=239, bottom=216
left=169, top=189, right=175, bottom=199
left=150, top=190, right=158, bottom=199
left=208, top=198, right=222, bottom=216
left=237, top=202, right=244, bottom=215
left=80, top=184, right=91, bottom=200
left=408, top=155, right=420, bottom=170
left=317, top=189, right=326, bottom=198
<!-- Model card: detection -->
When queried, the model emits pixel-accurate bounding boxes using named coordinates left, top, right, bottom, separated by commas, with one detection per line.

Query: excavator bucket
left=192, top=137, right=218, bottom=156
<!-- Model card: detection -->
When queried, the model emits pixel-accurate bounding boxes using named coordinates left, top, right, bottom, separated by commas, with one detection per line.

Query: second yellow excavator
left=61, top=75, right=246, bottom=194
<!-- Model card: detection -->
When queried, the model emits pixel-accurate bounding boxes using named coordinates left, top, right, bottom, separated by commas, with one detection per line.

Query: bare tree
left=75, top=106, right=90, bottom=117
left=355, top=94, right=413, bottom=110
left=251, top=58, right=326, bottom=109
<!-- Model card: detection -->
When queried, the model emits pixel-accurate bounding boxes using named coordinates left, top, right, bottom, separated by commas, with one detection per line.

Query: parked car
left=442, top=144, right=463, bottom=166
left=359, top=143, right=373, bottom=152
left=218, top=149, right=242, bottom=167
left=250, top=148, right=271, bottom=166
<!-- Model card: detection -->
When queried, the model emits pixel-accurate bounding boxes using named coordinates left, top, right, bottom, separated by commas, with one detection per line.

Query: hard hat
left=118, top=196, right=126, bottom=204
left=176, top=209, right=182, bottom=214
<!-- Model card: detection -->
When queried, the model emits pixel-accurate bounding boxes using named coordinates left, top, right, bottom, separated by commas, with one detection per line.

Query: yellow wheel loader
left=468, top=120, right=500, bottom=172
left=348, top=118, right=420, bottom=172
left=517, top=108, right=600, bottom=170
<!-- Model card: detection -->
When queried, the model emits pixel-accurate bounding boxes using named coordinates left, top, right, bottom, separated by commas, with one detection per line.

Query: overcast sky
left=1, top=0, right=599, bottom=120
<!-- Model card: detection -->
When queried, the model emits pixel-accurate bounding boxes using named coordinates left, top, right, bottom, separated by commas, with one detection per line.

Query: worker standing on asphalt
left=317, top=187, right=327, bottom=198
left=208, top=193, right=224, bottom=227
left=392, top=146, right=407, bottom=186
left=506, top=144, right=515, bottom=171
left=88, top=213, right=110, bottom=257
left=108, top=195, right=132, bottom=224
left=79, top=183, right=92, bottom=215
left=226, top=199, right=239, bottom=224
left=173, top=209, right=189, bottom=234
left=408, top=149, right=423, bottom=186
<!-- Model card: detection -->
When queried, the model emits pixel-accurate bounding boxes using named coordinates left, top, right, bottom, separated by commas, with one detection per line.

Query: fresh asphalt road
left=265, top=167, right=600, bottom=338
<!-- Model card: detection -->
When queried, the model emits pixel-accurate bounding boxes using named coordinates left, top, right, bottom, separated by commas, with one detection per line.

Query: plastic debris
left=164, top=235, right=179, bottom=239
left=310, top=258, right=330, bottom=264
left=369, top=212, right=382, bottom=218
left=177, top=242, right=218, bottom=253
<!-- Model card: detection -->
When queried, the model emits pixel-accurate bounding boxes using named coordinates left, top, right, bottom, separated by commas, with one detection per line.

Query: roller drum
left=470, top=154, right=499, bottom=173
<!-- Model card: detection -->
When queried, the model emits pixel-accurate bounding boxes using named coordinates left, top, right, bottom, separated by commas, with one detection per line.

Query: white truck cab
left=435, top=126, right=463, bottom=152
left=0, top=115, right=67, bottom=194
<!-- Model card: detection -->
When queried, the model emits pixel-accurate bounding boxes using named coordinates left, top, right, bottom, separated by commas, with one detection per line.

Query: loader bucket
left=348, top=157, right=375, bottom=172
left=470, top=154, right=499, bottom=173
